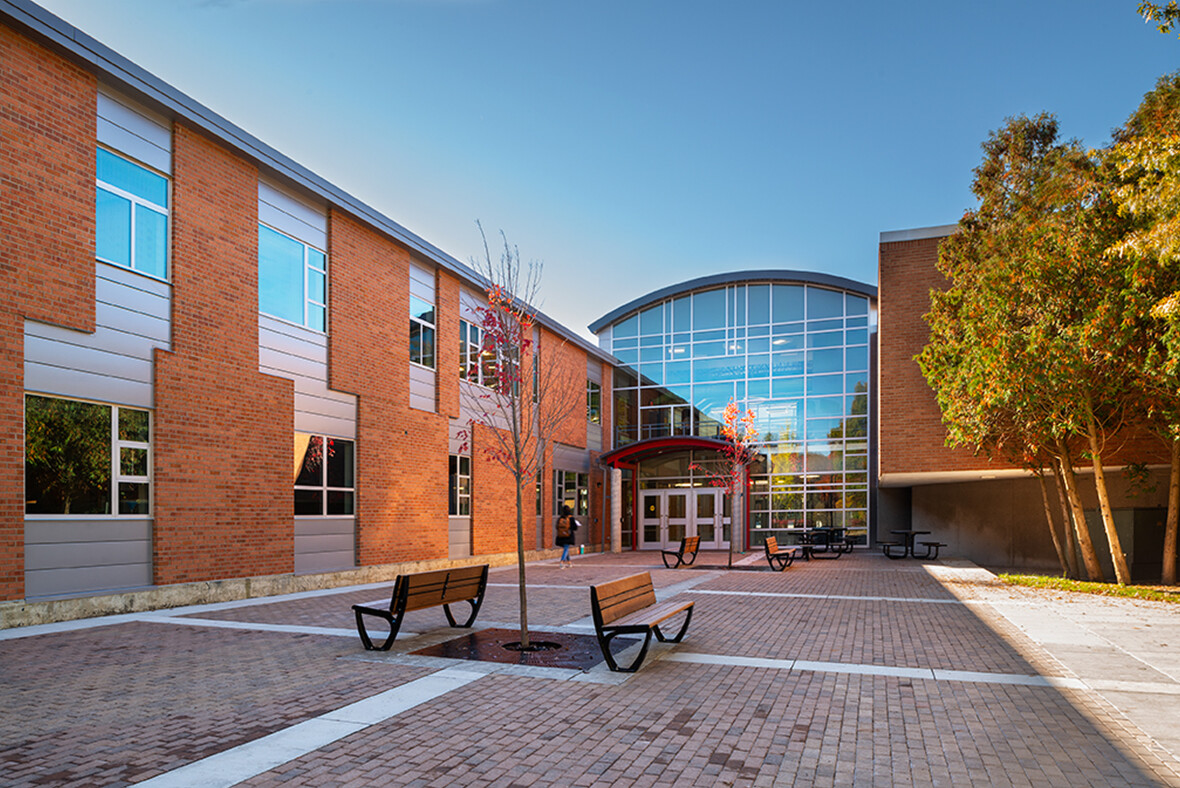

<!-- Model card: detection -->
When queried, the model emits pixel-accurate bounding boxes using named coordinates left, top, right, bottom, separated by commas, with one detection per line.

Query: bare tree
left=459, top=223, right=585, bottom=649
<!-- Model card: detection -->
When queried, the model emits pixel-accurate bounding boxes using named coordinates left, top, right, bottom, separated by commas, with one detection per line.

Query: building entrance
left=639, top=488, right=730, bottom=551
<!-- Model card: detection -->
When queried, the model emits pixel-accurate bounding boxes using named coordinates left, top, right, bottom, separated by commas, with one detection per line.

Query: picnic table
left=881, top=529, right=931, bottom=559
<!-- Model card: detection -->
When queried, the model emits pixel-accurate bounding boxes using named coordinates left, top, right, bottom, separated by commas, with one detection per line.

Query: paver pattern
left=2, top=550, right=1179, bottom=787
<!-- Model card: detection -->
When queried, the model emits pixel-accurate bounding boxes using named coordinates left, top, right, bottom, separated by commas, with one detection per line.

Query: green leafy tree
left=919, top=114, right=1132, bottom=582
left=1106, top=72, right=1180, bottom=583
left=1139, top=1, right=1180, bottom=35
left=25, top=396, right=111, bottom=514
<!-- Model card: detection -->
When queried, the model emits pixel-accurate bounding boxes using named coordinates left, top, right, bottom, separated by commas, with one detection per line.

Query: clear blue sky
left=34, top=0, right=1180, bottom=340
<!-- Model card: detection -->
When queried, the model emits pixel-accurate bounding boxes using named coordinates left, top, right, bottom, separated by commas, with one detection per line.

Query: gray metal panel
left=587, top=425, right=602, bottom=452
left=879, top=225, right=958, bottom=244
left=25, top=517, right=152, bottom=599
left=409, top=262, right=435, bottom=302
left=26, top=335, right=153, bottom=381
left=293, top=516, right=355, bottom=574
left=587, top=357, right=602, bottom=384
left=25, top=363, right=153, bottom=409
left=409, top=364, right=435, bottom=413
left=553, top=443, right=589, bottom=471
left=97, top=89, right=171, bottom=173
left=259, top=314, right=356, bottom=437
left=259, top=180, right=327, bottom=249
left=260, top=345, right=326, bottom=382
left=448, top=517, right=471, bottom=560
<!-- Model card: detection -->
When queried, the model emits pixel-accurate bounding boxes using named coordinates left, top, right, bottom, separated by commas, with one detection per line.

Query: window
left=96, top=148, right=169, bottom=279
left=449, top=455, right=471, bottom=516
left=460, top=319, right=486, bottom=384
left=25, top=394, right=150, bottom=515
left=411, top=296, right=436, bottom=368
left=259, top=225, right=327, bottom=331
left=587, top=380, right=602, bottom=424
left=294, top=434, right=354, bottom=515
left=553, top=470, right=589, bottom=517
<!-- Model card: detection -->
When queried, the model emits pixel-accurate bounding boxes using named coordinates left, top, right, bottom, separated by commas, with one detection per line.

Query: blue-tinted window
left=672, top=296, right=691, bottom=332
left=693, top=289, right=726, bottom=329
left=772, top=285, right=804, bottom=322
left=96, top=149, right=169, bottom=278
left=614, top=314, right=639, bottom=338
left=410, top=295, right=436, bottom=368
left=808, top=374, right=844, bottom=395
left=846, top=294, right=868, bottom=316
left=806, top=349, right=843, bottom=375
left=639, top=304, right=663, bottom=335
left=259, top=225, right=307, bottom=325
left=846, top=345, right=869, bottom=372
left=748, top=285, right=770, bottom=324
left=807, top=287, right=844, bottom=319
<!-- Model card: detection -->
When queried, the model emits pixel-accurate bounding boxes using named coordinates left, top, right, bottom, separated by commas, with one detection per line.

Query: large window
left=553, top=469, right=589, bottom=517
left=449, top=455, right=471, bottom=516
left=25, top=394, right=150, bottom=515
left=459, top=319, right=491, bottom=384
left=294, top=434, right=354, bottom=515
left=411, top=296, right=436, bottom=368
left=96, top=148, right=169, bottom=279
left=259, top=224, right=327, bottom=331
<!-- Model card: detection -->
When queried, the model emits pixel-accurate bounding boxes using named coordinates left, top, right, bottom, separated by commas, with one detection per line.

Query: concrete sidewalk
left=2, top=551, right=1179, bottom=787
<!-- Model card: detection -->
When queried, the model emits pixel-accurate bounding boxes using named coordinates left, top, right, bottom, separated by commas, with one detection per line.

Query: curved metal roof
left=588, top=269, right=877, bottom=334
left=599, top=436, right=733, bottom=468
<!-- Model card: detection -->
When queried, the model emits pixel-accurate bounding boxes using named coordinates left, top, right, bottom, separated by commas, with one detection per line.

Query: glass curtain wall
left=610, top=282, right=871, bottom=546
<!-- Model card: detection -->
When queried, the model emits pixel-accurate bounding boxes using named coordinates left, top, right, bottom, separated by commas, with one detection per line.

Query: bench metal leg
left=661, top=552, right=682, bottom=569
left=443, top=595, right=483, bottom=628
left=597, top=628, right=654, bottom=673
left=652, top=606, right=693, bottom=644
left=352, top=606, right=405, bottom=651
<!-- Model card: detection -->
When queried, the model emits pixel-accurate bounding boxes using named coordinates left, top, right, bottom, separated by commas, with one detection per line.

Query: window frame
left=95, top=146, right=170, bottom=280
left=449, top=455, right=472, bottom=516
left=410, top=295, right=436, bottom=369
left=587, top=380, right=602, bottom=424
left=293, top=433, right=355, bottom=517
left=24, top=393, right=152, bottom=518
left=553, top=469, right=589, bottom=517
left=258, top=223, right=328, bottom=332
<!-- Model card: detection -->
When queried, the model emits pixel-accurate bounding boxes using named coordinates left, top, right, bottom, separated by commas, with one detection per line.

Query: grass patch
left=1000, top=573, right=1180, bottom=604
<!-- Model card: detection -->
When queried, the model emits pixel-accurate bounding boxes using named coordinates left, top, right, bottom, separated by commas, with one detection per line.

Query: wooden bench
left=764, top=536, right=803, bottom=571
left=661, top=535, right=701, bottom=568
left=590, top=572, right=694, bottom=672
left=352, top=564, right=489, bottom=651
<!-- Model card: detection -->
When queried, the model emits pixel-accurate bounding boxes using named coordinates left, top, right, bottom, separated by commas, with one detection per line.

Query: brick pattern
left=0, top=28, right=96, bottom=600
left=328, top=212, right=449, bottom=565
left=152, top=124, right=293, bottom=585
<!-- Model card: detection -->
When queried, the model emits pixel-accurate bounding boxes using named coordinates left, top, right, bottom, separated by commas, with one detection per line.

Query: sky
left=32, top=0, right=1180, bottom=341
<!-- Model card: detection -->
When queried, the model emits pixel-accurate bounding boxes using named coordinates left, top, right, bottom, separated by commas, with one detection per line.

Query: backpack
left=556, top=517, right=572, bottom=539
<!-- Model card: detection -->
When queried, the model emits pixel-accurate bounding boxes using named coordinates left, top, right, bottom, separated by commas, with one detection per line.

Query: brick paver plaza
left=3, top=551, right=1180, bottom=787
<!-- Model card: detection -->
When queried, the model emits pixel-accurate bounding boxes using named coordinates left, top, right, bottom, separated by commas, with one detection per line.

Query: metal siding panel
left=294, top=390, right=356, bottom=422
left=258, top=199, right=327, bottom=250
left=588, top=426, right=602, bottom=452
left=25, top=519, right=152, bottom=543
left=294, top=411, right=352, bottom=438
left=294, top=551, right=354, bottom=575
left=294, top=517, right=354, bottom=537
left=25, top=539, right=152, bottom=571
left=96, top=277, right=171, bottom=323
left=409, top=262, right=435, bottom=301
left=91, top=302, right=171, bottom=343
left=258, top=180, right=327, bottom=245
left=26, top=362, right=153, bottom=408
left=260, top=346, right=326, bottom=382
left=554, top=443, right=588, bottom=471
left=97, top=91, right=171, bottom=173
left=25, top=564, right=152, bottom=599
left=259, top=314, right=328, bottom=349
left=25, top=335, right=153, bottom=382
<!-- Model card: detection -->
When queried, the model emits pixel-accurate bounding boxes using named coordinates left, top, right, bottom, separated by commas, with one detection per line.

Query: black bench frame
left=764, top=535, right=802, bottom=571
left=661, top=535, right=701, bottom=568
left=352, top=564, right=489, bottom=651
left=590, top=572, right=694, bottom=673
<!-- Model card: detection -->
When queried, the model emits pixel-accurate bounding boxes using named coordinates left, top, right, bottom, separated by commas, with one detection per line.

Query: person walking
left=555, top=505, right=578, bottom=568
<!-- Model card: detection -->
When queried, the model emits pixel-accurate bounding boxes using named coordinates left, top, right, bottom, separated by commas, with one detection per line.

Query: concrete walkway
left=2, top=551, right=1179, bottom=787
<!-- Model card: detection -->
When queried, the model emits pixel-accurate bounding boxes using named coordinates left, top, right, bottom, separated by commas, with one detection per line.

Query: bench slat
left=594, top=573, right=658, bottom=625
left=609, top=599, right=693, bottom=630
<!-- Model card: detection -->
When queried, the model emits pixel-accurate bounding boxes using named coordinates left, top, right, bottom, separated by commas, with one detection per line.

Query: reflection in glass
left=25, top=395, right=111, bottom=515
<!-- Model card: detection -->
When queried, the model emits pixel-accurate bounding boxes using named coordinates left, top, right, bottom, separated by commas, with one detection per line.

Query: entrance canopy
left=599, top=435, right=733, bottom=468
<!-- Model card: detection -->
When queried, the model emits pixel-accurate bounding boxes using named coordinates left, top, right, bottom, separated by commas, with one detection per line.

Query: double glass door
left=640, top=488, right=730, bottom=550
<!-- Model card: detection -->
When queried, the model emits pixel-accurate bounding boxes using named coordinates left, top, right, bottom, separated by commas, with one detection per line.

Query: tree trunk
left=1164, top=440, right=1179, bottom=585
left=1057, top=439, right=1104, bottom=581
left=1051, top=461, right=1079, bottom=578
left=1084, top=409, right=1131, bottom=585
left=516, top=477, right=529, bottom=649
left=1037, top=471, right=1069, bottom=575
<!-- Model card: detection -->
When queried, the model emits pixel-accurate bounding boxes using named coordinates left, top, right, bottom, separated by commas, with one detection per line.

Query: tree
left=1139, top=1, right=1180, bottom=35
left=460, top=224, right=583, bottom=649
left=919, top=114, right=1132, bottom=582
left=690, top=400, right=758, bottom=568
left=1105, top=71, right=1180, bottom=583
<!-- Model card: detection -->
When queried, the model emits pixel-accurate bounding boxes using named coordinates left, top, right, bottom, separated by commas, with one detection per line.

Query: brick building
left=1, top=0, right=614, bottom=618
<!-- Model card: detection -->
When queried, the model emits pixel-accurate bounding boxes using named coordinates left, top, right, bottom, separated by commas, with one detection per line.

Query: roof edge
left=588, top=269, right=877, bottom=335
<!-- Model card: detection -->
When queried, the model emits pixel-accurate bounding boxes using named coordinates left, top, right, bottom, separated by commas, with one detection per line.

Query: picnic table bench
left=590, top=572, right=694, bottom=672
left=661, top=535, right=701, bottom=568
left=764, top=535, right=803, bottom=571
left=352, top=564, right=489, bottom=651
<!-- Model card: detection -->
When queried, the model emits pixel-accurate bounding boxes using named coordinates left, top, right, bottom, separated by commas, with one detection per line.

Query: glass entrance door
left=694, top=489, right=731, bottom=550
left=641, top=489, right=728, bottom=550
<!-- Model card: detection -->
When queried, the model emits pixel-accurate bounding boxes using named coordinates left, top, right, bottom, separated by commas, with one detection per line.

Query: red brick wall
left=878, top=234, right=993, bottom=476
left=0, top=28, right=96, bottom=600
left=878, top=233, right=1169, bottom=478
left=437, top=271, right=461, bottom=419
left=152, top=124, right=293, bottom=585
left=329, top=212, right=449, bottom=564
left=470, top=423, right=520, bottom=555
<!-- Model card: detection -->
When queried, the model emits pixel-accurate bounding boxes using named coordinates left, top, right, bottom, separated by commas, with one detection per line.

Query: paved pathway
left=2, top=551, right=1179, bottom=786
